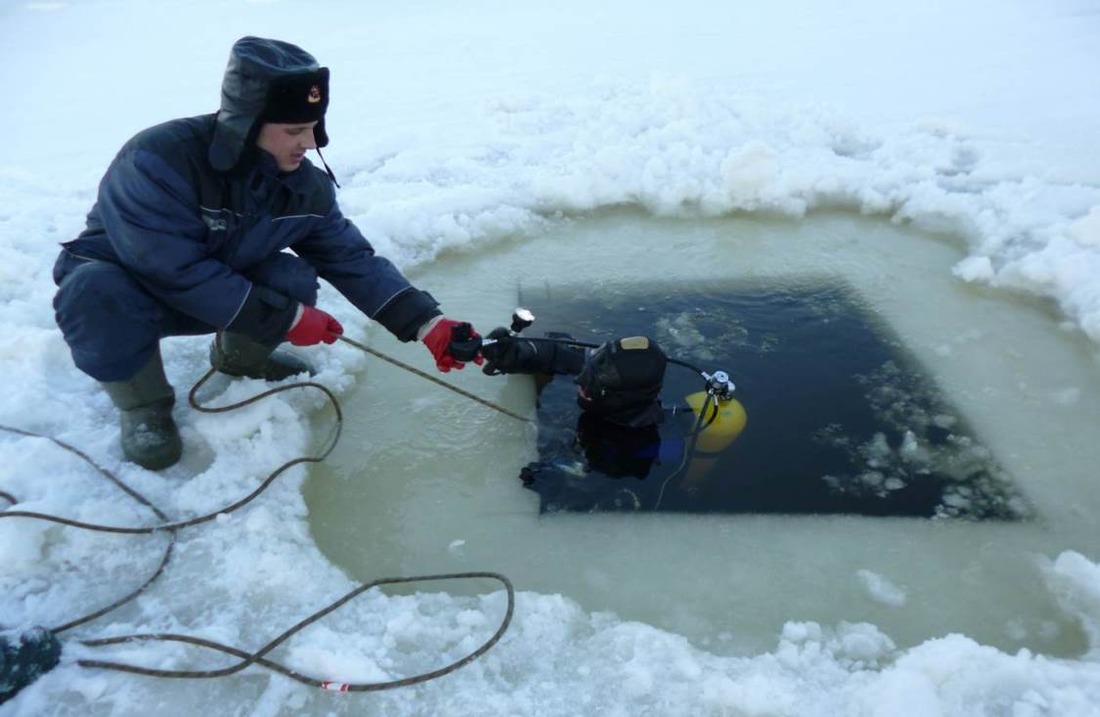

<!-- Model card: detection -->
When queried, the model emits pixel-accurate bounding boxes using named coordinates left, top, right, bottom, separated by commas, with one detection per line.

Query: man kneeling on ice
left=51, top=36, right=482, bottom=472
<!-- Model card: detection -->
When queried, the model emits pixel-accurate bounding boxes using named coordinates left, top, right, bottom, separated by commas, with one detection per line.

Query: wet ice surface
left=305, top=210, right=1100, bottom=657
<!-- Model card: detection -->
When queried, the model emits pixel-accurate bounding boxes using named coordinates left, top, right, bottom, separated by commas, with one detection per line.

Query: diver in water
left=0, top=627, right=61, bottom=705
left=479, top=327, right=744, bottom=512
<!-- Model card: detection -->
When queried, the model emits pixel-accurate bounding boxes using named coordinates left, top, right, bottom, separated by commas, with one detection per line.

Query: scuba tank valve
left=702, top=370, right=736, bottom=401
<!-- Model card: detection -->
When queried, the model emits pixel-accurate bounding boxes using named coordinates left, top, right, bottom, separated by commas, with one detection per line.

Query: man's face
left=256, top=121, right=318, bottom=172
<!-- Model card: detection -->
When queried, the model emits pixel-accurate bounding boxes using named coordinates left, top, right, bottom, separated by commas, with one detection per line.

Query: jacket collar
left=237, top=147, right=315, bottom=195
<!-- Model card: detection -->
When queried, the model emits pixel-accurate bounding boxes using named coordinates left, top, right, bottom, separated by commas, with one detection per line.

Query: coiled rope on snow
left=0, top=342, right=521, bottom=691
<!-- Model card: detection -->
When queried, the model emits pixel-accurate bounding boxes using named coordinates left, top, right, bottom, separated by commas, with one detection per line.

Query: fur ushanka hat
left=209, top=36, right=330, bottom=172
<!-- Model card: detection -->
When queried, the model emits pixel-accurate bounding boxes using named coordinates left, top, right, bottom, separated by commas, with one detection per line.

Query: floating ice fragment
left=900, top=431, right=919, bottom=457
left=856, top=569, right=908, bottom=607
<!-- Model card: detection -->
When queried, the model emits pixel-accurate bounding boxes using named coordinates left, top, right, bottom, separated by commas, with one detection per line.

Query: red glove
left=422, top=317, right=485, bottom=372
left=286, top=305, right=343, bottom=346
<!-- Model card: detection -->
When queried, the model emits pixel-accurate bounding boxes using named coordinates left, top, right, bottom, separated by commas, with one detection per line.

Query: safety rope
left=0, top=424, right=178, bottom=633
left=77, top=572, right=513, bottom=691
left=0, top=341, right=519, bottom=691
left=338, top=335, right=532, bottom=423
left=653, top=392, right=716, bottom=511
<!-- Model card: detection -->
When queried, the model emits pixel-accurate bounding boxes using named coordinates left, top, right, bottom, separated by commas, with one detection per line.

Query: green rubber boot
left=209, top=332, right=315, bottom=381
left=100, top=348, right=182, bottom=471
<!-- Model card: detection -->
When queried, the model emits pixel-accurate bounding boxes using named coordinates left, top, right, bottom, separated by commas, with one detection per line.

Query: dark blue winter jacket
left=61, top=113, right=439, bottom=345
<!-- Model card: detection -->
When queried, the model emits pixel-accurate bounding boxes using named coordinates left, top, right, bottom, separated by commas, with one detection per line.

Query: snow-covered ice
left=2, top=0, right=1100, bottom=714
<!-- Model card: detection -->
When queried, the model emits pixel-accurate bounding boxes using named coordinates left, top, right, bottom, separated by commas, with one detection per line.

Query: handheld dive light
left=451, top=307, right=536, bottom=362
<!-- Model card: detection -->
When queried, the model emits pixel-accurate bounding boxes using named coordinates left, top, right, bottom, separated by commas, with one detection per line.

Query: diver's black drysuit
left=481, top=330, right=701, bottom=512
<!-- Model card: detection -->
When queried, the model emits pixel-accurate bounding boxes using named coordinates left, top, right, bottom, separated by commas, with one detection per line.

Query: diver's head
left=575, top=336, right=667, bottom=427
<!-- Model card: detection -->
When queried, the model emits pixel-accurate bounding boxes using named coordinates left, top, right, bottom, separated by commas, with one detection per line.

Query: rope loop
left=0, top=341, right=517, bottom=690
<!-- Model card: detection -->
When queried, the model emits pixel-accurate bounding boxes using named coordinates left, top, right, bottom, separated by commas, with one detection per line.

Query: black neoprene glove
left=481, top=329, right=586, bottom=376
left=480, top=328, right=532, bottom=375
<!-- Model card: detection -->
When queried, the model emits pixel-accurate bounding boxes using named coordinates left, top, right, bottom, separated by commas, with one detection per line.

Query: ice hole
left=305, top=210, right=1100, bottom=658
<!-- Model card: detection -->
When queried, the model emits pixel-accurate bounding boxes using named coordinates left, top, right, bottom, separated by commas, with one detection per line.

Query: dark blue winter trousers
left=52, top=250, right=319, bottom=382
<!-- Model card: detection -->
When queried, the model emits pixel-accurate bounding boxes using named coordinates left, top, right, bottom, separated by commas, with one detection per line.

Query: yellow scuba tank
left=681, top=391, right=747, bottom=489
left=685, top=391, right=747, bottom=452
